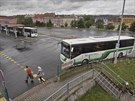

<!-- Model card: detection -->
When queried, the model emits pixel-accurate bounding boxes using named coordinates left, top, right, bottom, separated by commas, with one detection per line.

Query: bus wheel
left=82, top=59, right=89, bottom=65
left=118, top=52, right=123, bottom=58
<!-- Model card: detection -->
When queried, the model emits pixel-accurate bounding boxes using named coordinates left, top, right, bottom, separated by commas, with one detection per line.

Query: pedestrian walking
left=25, top=66, right=34, bottom=83
left=37, top=66, right=45, bottom=82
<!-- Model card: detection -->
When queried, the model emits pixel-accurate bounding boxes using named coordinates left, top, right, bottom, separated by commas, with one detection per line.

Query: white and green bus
left=60, top=36, right=135, bottom=67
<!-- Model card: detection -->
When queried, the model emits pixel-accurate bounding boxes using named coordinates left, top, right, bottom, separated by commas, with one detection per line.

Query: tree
left=84, top=16, right=91, bottom=21
left=23, top=17, right=33, bottom=26
left=35, top=21, right=46, bottom=27
left=70, top=20, right=77, bottom=28
left=85, top=20, right=95, bottom=28
left=129, top=21, right=135, bottom=32
left=65, top=22, right=68, bottom=27
left=106, top=23, right=115, bottom=30
left=46, top=19, right=53, bottom=27
left=95, top=19, right=104, bottom=29
left=77, top=19, right=85, bottom=28
left=117, top=23, right=128, bottom=31
left=16, top=15, right=25, bottom=24
left=85, top=17, right=95, bottom=28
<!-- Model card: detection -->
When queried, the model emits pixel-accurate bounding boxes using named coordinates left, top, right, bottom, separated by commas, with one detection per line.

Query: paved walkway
left=13, top=73, right=85, bottom=101
left=13, top=71, right=135, bottom=101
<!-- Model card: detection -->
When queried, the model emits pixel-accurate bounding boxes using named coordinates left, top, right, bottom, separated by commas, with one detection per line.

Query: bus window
left=120, top=39, right=134, bottom=47
left=71, top=46, right=82, bottom=59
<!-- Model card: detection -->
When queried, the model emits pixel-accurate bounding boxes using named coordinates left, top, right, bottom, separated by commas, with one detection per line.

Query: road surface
left=0, top=28, right=134, bottom=99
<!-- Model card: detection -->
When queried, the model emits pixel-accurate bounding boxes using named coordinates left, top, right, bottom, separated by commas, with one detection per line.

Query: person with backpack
left=37, top=66, right=45, bottom=82
left=25, top=65, right=34, bottom=83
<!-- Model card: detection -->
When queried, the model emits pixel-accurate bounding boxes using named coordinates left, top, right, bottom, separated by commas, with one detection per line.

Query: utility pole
left=114, top=0, right=126, bottom=64
left=0, top=70, right=10, bottom=101
left=0, top=24, right=2, bottom=33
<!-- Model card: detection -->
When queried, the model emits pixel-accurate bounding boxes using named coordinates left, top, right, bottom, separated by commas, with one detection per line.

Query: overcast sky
left=0, top=0, right=135, bottom=16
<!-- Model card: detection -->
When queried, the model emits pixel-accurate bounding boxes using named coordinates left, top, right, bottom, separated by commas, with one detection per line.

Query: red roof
left=33, top=13, right=55, bottom=19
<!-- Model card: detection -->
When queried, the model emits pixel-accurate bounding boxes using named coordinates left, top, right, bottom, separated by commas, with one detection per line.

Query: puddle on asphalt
left=15, top=46, right=31, bottom=52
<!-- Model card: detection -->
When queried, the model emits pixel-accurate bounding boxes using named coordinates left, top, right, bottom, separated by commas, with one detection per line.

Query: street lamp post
left=0, top=24, right=2, bottom=33
left=0, top=70, right=10, bottom=101
left=114, top=0, right=126, bottom=64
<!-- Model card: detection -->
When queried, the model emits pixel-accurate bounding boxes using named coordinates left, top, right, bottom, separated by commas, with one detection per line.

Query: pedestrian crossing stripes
left=0, top=51, right=46, bottom=82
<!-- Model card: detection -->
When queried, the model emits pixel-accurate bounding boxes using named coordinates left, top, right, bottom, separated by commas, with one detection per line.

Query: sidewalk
left=13, top=72, right=85, bottom=101
left=13, top=70, right=135, bottom=101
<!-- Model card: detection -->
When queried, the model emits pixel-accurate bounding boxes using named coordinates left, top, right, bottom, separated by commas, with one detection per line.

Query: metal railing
left=45, top=69, right=95, bottom=101
left=0, top=69, right=10, bottom=101
left=45, top=62, right=128, bottom=101
left=94, top=62, right=128, bottom=88
left=96, top=73, right=121, bottom=98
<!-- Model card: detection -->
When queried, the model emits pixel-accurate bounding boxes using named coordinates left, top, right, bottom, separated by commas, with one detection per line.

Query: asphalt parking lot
left=0, top=28, right=134, bottom=99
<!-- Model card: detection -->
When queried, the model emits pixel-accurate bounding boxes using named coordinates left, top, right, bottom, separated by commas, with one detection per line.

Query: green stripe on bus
left=73, top=61, right=82, bottom=65
left=62, top=57, right=67, bottom=61
left=91, top=46, right=133, bottom=61
left=65, top=46, right=133, bottom=66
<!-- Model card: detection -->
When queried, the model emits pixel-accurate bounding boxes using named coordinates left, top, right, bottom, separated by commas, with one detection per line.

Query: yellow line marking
left=10, top=59, right=15, bottom=62
left=8, top=58, right=12, bottom=60
left=13, top=61, right=17, bottom=64
left=4, top=54, right=7, bottom=56
left=38, top=77, right=45, bottom=82
left=0, top=53, right=4, bottom=56
left=0, top=51, right=22, bottom=68
left=6, top=57, right=11, bottom=60
left=33, top=74, right=37, bottom=78
left=0, top=97, right=6, bottom=101
left=2, top=54, right=6, bottom=56
left=5, top=56, right=9, bottom=59
left=17, top=64, right=20, bottom=66
left=0, top=52, right=46, bottom=82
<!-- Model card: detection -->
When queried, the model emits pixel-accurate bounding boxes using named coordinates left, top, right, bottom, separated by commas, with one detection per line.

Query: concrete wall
left=59, top=79, right=96, bottom=101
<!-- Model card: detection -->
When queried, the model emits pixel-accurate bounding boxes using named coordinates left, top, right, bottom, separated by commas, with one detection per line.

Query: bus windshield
left=61, top=42, right=70, bottom=58
left=32, top=29, right=37, bottom=33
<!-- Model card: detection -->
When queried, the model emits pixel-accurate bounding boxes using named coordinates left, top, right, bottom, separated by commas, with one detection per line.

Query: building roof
left=33, top=13, right=55, bottom=19
left=8, top=24, right=24, bottom=27
left=18, top=27, right=37, bottom=30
